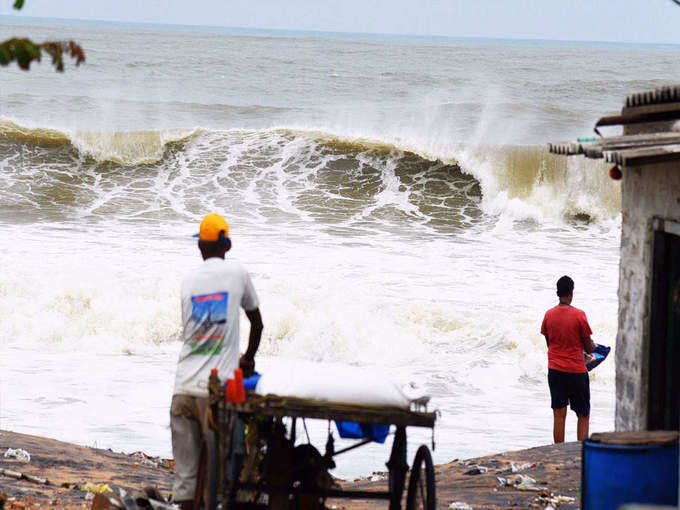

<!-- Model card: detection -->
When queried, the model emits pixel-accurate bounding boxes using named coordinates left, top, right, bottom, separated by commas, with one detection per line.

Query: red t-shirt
left=541, top=304, right=592, bottom=373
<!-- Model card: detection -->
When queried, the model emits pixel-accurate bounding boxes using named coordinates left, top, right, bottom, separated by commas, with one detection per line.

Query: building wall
left=616, top=161, right=680, bottom=430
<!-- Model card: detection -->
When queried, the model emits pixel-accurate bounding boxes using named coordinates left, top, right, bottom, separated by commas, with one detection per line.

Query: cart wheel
left=194, top=429, right=218, bottom=510
left=406, top=445, right=435, bottom=510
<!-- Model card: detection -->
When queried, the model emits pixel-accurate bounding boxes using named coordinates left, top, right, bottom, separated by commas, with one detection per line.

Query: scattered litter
left=497, top=474, right=546, bottom=492
left=534, top=490, right=576, bottom=507
left=80, top=483, right=113, bottom=494
left=128, top=451, right=172, bottom=469
left=0, top=468, right=48, bottom=486
left=3, top=449, right=30, bottom=462
left=23, top=474, right=48, bottom=485
left=464, top=465, right=488, bottom=475
left=449, top=502, right=473, bottom=510
left=496, top=461, right=538, bottom=474
left=1, top=468, right=22, bottom=480
left=512, top=461, right=537, bottom=473
left=113, top=487, right=177, bottom=510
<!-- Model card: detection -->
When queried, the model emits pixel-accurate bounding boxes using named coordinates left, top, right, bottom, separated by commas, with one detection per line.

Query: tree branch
left=0, top=38, right=85, bottom=71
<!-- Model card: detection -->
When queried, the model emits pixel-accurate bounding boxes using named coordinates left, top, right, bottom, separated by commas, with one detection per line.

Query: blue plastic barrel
left=582, top=438, right=679, bottom=509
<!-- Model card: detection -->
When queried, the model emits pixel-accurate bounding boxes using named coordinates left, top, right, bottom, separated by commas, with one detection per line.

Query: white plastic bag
left=3, top=448, right=30, bottom=462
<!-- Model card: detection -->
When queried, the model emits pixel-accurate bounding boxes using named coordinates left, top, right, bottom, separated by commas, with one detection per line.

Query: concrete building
left=549, top=85, right=680, bottom=431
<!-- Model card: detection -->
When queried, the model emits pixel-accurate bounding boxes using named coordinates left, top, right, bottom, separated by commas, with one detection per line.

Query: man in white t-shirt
left=170, top=213, right=263, bottom=509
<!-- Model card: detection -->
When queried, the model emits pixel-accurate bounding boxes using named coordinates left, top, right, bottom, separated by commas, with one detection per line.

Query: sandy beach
left=0, top=429, right=581, bottom=509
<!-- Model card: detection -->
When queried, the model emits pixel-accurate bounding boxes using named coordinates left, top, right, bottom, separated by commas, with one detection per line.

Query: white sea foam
left=0, top=24, right=640, bottom=477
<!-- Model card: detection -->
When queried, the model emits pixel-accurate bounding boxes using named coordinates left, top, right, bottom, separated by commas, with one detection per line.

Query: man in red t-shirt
left=541, top=275, right=596, bottom=443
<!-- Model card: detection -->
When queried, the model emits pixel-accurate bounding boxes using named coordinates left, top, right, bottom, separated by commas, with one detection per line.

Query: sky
left=1, top=0, right=680, bottom=44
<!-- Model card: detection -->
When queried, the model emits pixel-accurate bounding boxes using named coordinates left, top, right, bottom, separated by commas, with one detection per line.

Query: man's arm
left=239, top=308, right=263, bottom=376
left=580, top=311, right=595, bottom=354
left=583, top=336, right=596, bottom=354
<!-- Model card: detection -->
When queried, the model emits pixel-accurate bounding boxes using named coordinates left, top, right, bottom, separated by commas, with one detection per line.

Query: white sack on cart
left=255, top=361, right=413, bottom=408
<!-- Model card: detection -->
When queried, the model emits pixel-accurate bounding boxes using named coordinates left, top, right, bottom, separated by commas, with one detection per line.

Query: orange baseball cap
left=194, top=213, right=230, bottom=242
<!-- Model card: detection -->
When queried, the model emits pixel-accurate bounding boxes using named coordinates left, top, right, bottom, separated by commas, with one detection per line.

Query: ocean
left=0, top=18, right=676, bottom=478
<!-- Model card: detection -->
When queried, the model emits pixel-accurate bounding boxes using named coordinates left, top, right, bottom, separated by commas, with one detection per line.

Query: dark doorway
left=648, top=221, right=680, bottom=430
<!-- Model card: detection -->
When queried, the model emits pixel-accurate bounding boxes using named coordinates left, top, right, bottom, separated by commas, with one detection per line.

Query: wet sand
left=0, top=429, right=580, bottom=509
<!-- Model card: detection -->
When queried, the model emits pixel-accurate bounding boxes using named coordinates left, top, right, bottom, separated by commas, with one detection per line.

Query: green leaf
left=13, top=0, right=24, bottom=10
left=14, top=46, right=30, bottom=69
left=0, top=45, right=10, bottom=66
left=0, top=46, right=12, bottom=66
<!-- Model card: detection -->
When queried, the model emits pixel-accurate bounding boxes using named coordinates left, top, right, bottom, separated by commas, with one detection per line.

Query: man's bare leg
left=577, top=414, right=590, bottom=441
left=553, top=407, right=567, bottom=443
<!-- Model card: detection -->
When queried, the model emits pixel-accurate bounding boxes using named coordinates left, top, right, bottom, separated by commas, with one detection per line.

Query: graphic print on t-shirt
left=189, top=292, right=228, bottom=355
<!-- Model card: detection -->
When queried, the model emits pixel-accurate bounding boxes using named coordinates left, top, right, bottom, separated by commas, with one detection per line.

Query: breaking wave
left=0, top=119, right=199, bottom=166
left=0, top=118, right=620, bottom=225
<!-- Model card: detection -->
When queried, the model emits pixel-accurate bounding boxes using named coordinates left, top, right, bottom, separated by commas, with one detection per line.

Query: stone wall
left=616, top=161, right=680, bottom=430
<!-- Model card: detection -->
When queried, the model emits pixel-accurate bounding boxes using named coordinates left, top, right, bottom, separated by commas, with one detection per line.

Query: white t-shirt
left=173, top=257, right=259, bottom=397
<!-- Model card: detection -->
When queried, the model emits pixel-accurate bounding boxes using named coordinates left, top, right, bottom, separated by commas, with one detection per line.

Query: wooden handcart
left=194, top=388, right=437, bottom=510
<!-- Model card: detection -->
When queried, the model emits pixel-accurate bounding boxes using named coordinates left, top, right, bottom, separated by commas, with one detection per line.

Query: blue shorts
left=548, top=368, right=590, bottom=416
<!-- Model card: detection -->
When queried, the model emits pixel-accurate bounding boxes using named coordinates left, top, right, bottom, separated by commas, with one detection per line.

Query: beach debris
left=0, top=468, right=49, bottom=486
left=80, top=483, right=113, bottom=494
left=495, top=460, right=539, bottom=474
left=110, top=487, right=177, bottom=510
left=497, top=474, right=546, bottom=492
left=22, top=474, right=48, bottom=485
left=0, top=469, right=22, bottom=480
left=509, top=461, right=537, bottom=473
left=449, top=502, right=473, bottom=510
left=534, top=490, right=576, bottom=507
left=464, top=464, right=488, bottom=475
left=128, top=451, right=172, bottom=469
left=3, top=449, right=30, bottom=462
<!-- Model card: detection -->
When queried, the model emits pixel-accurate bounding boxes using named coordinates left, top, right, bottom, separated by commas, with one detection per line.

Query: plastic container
left=234, top=368, right=246, bottom=403
left=582, top=433, right=679, bottom=509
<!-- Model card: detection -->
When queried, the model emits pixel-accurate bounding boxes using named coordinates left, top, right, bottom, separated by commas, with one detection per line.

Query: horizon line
left=1, top=13, right=680, bottom=47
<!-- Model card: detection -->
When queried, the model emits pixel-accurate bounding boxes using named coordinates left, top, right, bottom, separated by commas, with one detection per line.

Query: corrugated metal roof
left=626, top=85, right=680, bottom=108
left=548, top=86, right=680, bottom=166
left=549, top=133, right=680, bottom=166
